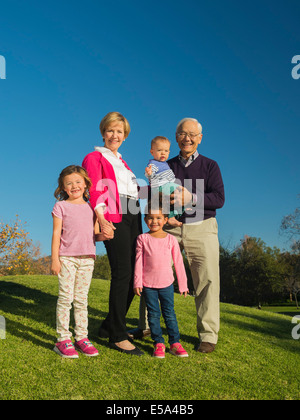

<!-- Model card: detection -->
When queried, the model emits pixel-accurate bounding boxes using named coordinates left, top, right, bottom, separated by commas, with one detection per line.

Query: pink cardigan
left=134, top=233, right=188, bottom=294
left=82, top=151, right=133, bottom=223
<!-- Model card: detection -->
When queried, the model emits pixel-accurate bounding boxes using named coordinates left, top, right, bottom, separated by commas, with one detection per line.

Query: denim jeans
left=143, top=284, right=180, bottom=345
left=164, top=218, right=220, bottom=345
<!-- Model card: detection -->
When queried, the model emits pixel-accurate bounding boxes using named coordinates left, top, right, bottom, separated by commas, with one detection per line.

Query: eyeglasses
left=176, top=132, right=201, bottom=140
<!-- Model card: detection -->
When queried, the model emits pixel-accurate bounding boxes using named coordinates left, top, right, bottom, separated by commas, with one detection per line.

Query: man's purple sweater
left=168, top=153, right=225, bottom=222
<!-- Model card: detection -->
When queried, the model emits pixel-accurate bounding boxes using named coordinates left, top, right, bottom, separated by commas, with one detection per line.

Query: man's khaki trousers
left=138, top=217, right=220, bottom=344
left=173, top=217, right=220, bottom=344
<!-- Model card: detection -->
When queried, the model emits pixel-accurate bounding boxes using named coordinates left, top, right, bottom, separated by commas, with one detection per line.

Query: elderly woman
left=82, top=112, right=143, bottom=356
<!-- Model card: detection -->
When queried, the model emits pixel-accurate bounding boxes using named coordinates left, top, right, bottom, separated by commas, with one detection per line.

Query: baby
left=145, top=136, right=184, bottom=224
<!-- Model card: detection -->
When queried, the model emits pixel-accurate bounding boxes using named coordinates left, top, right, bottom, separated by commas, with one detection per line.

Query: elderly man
left=164, top=117, right=225, bottom=353
left=129, top=117, right=224, bottom=353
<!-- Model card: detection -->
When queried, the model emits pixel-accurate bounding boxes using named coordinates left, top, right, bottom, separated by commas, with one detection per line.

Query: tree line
left=219, top=236, right=300, bottom=308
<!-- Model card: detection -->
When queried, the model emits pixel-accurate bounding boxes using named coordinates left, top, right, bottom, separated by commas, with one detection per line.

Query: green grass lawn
left=0, top=275, right=299, bottom=400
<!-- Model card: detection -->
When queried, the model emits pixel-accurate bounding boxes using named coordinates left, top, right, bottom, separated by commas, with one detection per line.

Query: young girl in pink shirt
left=134, top=199, right=189, bottom=358
left=51, top=165, right=112, bottom=358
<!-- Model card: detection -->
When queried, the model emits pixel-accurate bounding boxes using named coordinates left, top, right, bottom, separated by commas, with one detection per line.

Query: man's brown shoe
left=127, top=328, right=151, bottom=340
left=197, top=342, right=216, bottom=353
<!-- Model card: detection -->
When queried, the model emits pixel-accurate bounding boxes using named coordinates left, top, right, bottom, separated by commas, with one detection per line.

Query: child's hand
left=101, top=221, right=116, bottom=240
left=96, top=209, right=116, bottom=240
left=95, top=233, right=105, bottom=242
left=134, top=287, right=143, bottom=296
left=51, top=260, right=61, bottom=276
left=180, top=290, right=189, bottom=298
left=145, top=166, right=152, bottom=176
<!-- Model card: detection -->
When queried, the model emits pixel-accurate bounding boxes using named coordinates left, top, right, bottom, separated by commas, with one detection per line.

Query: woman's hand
left=101, top=221, right=116, bottom=240
left=180, top=290, right=189, bottom=298
left=96, top=207, right=116, bottom=240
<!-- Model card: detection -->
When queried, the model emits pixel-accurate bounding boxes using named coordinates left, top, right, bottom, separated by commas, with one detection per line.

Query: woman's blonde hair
left=99, top=111, right=131, bottom=139
left=54, top=165, right=92, bottom=201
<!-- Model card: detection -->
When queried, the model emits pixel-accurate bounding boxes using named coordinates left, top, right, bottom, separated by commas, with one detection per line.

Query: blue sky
left=0, top=0, right=299, bottom=256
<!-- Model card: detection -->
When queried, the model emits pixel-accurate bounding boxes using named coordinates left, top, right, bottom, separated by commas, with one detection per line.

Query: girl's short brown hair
left=54, top=165, right=92, bottom=201
left=99, top=111, right=131, bottom=138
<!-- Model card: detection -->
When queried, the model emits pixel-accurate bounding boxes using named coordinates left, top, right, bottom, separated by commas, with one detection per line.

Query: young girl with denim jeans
left=133, top=200, right=189, bottom=358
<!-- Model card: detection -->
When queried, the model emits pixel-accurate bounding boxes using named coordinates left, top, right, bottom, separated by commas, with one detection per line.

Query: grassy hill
left=0, top=275, right=299, bottom=400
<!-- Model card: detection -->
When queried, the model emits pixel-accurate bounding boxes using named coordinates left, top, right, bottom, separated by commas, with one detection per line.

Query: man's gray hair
left=176, top=118, right=202, bottom=134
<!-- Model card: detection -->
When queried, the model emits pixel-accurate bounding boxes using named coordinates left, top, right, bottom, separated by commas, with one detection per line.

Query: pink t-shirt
left=52, top=201, right=96, bottom=258
left=134, top=233, right=188, bottom=294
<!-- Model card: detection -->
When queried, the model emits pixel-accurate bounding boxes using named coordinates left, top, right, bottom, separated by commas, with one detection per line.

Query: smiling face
left=144, top=209, right=168, bottom=233
left=63, top=173, right=87, bottom=202
left=175, top=120, right=203, bottom=159
left=103, top=121, right=126, bottom=155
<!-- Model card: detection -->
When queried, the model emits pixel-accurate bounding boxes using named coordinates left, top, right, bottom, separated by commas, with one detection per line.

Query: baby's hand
left=145, top=166, right=152, bottom=176
left=134, top=287, right=143, bottom=296
left=180, top=290, right=189, bottom=298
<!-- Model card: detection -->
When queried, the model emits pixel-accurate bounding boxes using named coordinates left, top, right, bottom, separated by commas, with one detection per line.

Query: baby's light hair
left=54, top=165, right=92, bottom=201
left=150, top=136, right=171, bottom=149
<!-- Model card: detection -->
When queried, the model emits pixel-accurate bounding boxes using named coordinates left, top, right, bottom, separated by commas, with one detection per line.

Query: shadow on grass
left=271, top=311, right=300, bottom=317
left=222, top=307, right=299, bottom=354
left=0, top=280, right=198, bottom=356
left=0, top=281, right=108, bottom=351
left=120, top=320, right=199, bottom=356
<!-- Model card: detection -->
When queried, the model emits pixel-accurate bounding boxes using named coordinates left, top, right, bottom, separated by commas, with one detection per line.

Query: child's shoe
left=53, top=340, right=79, bottom=359
left=170, top=342, right=189, bottom=358
left=153, top=343, right=166, bottom=358
left=75, top=338, right=99, bottom=357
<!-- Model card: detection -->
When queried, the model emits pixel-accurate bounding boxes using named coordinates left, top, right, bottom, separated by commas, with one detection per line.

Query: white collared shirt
left=94, top=146, right=139, bottom=199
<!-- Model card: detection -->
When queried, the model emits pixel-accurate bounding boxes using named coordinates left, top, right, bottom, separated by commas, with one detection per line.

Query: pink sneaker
left=75, top=338, right=99, bottom=357
left=170, top=342, right=189, bottom=358
left=53, top=340, right=79, bottom=359
left=153, top=343, right=166, bottom=358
